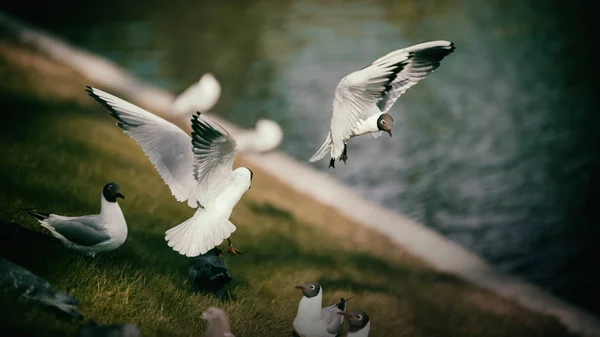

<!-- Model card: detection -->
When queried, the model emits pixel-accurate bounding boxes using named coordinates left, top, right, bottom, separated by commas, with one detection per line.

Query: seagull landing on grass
left=86, top=87, right=253, bottom=258
left=309, top=40, right=456, bottom=169
left=24, top=183, right=127, bottom=257
left=293, top=282, right=354, bottom=337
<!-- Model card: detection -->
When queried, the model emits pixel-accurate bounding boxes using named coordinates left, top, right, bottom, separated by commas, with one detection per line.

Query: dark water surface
left=3, top=0, right=599, bottom=316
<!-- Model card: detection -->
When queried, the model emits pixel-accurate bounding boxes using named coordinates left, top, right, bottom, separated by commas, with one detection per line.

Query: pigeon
left=189, top=247, right=232, bottom=298
left=234, top=119, right=284, bottom=154
left=0, top=257, right=82, bottom=319
left=202, top=307, right=235, bottom=337
left=293, top=282, right=352, bottom=337
left=309, top=40, right=456, bottom=168
left=338, top=310, right=370, bottom=337
left=76, top=322, right=142, bottom=337
left=171, top=73, right=221, bottom=118
left=24, top=182, right=127, bottom=257
left=86, top=87, right=253, bottom=257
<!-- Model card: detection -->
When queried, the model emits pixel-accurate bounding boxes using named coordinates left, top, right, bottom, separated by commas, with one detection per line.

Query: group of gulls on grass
left=8, top=40, right=455, bottom=336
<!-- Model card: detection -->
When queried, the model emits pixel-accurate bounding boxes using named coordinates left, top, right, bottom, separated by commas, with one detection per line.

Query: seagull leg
left=227, top=238, right=243, bottom=256
left=329, top=158, right=336, bottom=169
left=341, top=144, right=348, bottom=164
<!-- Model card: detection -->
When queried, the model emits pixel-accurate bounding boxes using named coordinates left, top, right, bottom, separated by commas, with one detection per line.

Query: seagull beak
left=387, top=129, right=392, bottom=137
left=116, top=192, right=125, bottom=199
left=337, top=312, right=351, bottom=318
left=295, top=285, right=305, bottom=290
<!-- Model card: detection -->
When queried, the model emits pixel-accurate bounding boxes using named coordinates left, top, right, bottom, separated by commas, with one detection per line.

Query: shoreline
left=1, top=11, right=600, bottom=337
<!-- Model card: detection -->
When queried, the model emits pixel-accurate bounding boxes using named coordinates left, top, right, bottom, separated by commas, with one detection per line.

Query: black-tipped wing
left=190, top=112, right=238, bottom=208
left=86, top=86, right=198, bottom=207
left=50, top=216, right=111, bottom=246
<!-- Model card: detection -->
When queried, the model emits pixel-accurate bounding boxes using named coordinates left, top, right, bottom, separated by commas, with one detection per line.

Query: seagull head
left=337, top=310, right=370, bottom=332
left=295, top=281, right=321, bottom=298
left=102, top=183, right=125, bottom=203
left=377, top=114, right=394, bottom=137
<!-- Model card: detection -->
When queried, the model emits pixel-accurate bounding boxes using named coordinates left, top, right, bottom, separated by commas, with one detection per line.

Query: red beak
left=337, top=312, right=351, bottom=318
left=387, top=129, right=392, bottom=137
left=295, top=285, right=304, bottom=290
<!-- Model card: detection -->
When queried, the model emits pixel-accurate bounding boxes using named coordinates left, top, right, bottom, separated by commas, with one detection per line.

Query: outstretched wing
left=190, top=112, right=238, bottom=208
left=86, top=87, right=197, bottom=207
left=377, top=40, right=455, bottom=114
left=330, top=40, right=455, bottom=158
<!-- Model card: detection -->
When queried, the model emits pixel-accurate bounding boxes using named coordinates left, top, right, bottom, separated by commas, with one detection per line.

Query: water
left=3, top=0, right=599, bottom=316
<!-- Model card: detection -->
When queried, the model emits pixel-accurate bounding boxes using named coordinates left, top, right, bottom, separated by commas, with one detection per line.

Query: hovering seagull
left=234, top=119, right=283, bottom=154
left=0, top=257, right=83, bottom=319
left=189, top=247, right=232, bottom=299
left=171, top=73, right=221, bottom=118
left=24, top=182, right=127, bottom=257
left=309, top=40, right=456, bottom=169
left=338, top=310, right=370, bottom=337
left=76, top=321, right=142, bottom=337
left=293, top=282, right=353, bottom=337
left=202, top=307, right=235, bottom=337
left=86, top=87, right=253, bottom=257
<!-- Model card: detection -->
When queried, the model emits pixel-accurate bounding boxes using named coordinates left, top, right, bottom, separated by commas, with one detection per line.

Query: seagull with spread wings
left=86, top=87, right=253, bottom=257
left=309, top=40, right=456, bottom=169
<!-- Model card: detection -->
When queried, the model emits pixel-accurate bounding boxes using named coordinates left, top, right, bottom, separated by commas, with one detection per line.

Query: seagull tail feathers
left=23, top=208, right=49, bottom=221
left=309, top=132, right=333, bottom=163
left=165, top=208, right=236, bottom=257
left=40, top=291, right=83, bottom=319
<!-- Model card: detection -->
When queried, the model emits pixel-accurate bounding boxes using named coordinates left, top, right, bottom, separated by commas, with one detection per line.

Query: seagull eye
left=108, top=186, right=112, bottom=190
left=357, top=315, right=363, bottom=320
left=310, top=285, right=315, bottom=289
left=382, top=120, right=386, bottom=124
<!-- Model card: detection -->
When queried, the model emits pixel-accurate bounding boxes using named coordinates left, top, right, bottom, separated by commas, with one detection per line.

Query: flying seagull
left=309, top=40, right=456, bottom=168
left=86, top=87, right=253, bottom=257
left=24, top=182, right=127, bottom=257
left=338, top=310, right=370, bottom=337
left=76, top=321, right=142, bottom=337
left=0, top=257, right=82, bottom=319
left=293, top=282, right=353, bottom=337
left=202, top=307, right=235, bottom=337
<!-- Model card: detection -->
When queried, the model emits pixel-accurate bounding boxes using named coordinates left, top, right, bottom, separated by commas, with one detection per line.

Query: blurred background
left=3, top=0, right=598, bottom=318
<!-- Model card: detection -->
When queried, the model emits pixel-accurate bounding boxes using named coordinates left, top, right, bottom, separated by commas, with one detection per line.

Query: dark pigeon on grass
left=189, top=247, right=232, bottom=298
left=76, top=322, right=142, bottom=337
left=0, top=257, right=82, bottom=319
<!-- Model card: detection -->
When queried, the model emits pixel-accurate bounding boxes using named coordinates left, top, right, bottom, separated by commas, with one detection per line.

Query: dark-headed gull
left=202, top=307, right=235, bottom=337
left=86, top=87, right=252, bottom=257
left=338, top=310, right=370, bottom=337
left=24, top=182, right=127, bottom=257
left=309, top=40, right=456, bottom=169
left=293, top=282, right=353, bottom=337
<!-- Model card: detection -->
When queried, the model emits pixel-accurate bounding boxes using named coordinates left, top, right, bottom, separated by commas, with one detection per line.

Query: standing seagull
left=86, top=87, right=253, bottom=257
left=293, top=282, right=352, bottom=337
left=24, top=183, right=127, bottom=257
left=338, top=310, right=370, bottom=337
left=202, top=307, right=235, bottom=337
left=309, top=40, right=456, bottom=168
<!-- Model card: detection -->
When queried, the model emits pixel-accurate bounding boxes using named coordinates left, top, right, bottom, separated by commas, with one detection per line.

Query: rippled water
left=3, top=0, right=599, bottom=316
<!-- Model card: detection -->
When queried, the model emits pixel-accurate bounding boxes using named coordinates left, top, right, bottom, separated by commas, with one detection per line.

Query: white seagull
left=24, top=183, right=127, bottom=257
left=234, top=119, right=284, bottom=154
left=293, top=282, right=353, bottom=337
left=171, top=73, right=222, bottom=118
left=338, top=310, right=370, bottom=337
left=309, top=40, right=456, bottom=169
left=86, top=86, right=253, bottom=257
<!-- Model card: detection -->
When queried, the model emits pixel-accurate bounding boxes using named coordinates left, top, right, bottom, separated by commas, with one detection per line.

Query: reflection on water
left=3, top=0, right=599, bottom=316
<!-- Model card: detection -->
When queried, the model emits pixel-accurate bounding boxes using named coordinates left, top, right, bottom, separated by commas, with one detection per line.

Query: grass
left=0, top=38, right=580, bottom=337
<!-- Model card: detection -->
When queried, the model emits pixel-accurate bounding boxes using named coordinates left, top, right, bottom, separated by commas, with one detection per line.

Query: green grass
left=0, top=40, right=580, bottom=337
